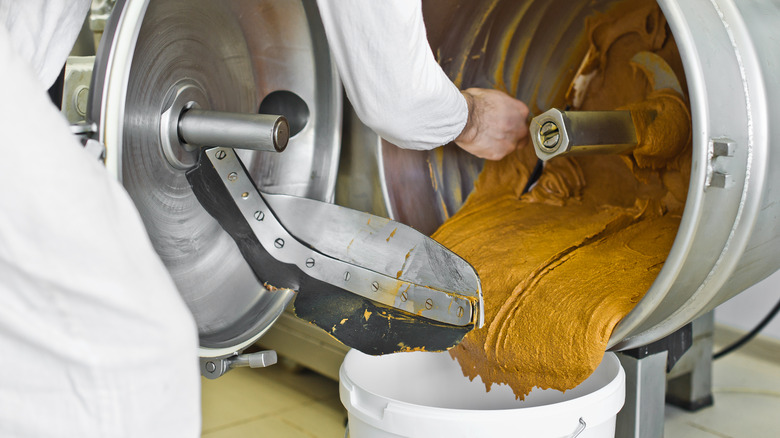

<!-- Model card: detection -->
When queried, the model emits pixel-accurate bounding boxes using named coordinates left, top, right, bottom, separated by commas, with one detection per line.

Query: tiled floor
left=201, top=358, right=346, bottom=437
left=201, top=328, right=780, bottom=437
left=664, top=328, right=780, bottom=437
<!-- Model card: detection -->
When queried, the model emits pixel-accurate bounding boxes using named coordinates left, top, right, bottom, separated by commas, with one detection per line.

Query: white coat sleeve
left=0, top=0, right=91, bottom=87
left=0, top=4, right=201, bottom=437
left=315, top=0, right=468, bottom=151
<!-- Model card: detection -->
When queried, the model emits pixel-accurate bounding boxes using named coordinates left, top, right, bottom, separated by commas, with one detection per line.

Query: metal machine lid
left=89, top=0, right=341, bottom=357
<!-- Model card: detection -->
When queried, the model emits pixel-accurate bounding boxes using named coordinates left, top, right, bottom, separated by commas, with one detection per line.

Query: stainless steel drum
left=345, top=0, right=780, bottom=350
left=89, top=0, right=341, bottom=358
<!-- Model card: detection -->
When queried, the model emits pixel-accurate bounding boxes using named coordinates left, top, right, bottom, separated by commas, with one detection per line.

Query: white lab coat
left=0, top=0, right=462, bottom=435
left=0, top=2, right=201, bottom=437
left=316, top=0, right=468, bottom=151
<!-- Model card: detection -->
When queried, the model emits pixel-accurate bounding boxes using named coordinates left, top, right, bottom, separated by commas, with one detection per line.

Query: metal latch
left=201, top=350, right=278, bottom=379
left=70, top=122, right=106, bottom=162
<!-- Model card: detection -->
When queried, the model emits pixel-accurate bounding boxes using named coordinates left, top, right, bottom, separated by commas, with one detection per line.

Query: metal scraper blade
left=186, top=147, right=483, bottom=355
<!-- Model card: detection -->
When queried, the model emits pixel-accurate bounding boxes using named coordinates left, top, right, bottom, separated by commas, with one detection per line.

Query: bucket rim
left=339, top=350, right=626, bottom=435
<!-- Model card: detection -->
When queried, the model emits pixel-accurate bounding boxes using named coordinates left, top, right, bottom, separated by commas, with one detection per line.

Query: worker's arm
left=315, top=0, right=528, bottom=160
left=0, top=5, right=201, bottom=434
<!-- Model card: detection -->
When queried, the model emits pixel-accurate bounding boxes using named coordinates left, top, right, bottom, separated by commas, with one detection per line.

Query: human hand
left=454, top=88, right=530, bottom=160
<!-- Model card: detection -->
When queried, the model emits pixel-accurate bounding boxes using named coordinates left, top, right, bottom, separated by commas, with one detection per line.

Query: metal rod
left=228, top=350, right=278, bottom=369
left=178, top=109, right=290, bottom=152
left=530, top=109, right=639, bottom=161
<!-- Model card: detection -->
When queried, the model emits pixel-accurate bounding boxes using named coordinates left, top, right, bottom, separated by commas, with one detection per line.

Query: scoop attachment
left=186, top=147, right=483, bottom=355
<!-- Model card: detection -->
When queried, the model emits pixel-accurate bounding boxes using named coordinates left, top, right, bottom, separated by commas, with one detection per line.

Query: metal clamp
left=201, top=350, right=278, bottom=379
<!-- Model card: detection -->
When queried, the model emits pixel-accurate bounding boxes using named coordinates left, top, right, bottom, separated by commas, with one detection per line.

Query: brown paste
left=432, top=0, right=692, bottom=399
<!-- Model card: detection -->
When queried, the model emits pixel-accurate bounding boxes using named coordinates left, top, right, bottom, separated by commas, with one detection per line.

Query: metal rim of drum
left=88, top=0, right=342, bottom=357
left=371, top=0, right=777, bottom=350
left=612, top=0, right=771, bottom=349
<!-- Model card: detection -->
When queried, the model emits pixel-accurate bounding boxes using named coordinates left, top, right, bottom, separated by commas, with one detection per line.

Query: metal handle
left=531, top=108, right=638, bottom=161
left=228, top=350, right=278, bottom=369
left=200, top=350, right=278, bottom=379
left=179, top=109, right=290, bottom=152
left=568, top=417, right=587, bottom=438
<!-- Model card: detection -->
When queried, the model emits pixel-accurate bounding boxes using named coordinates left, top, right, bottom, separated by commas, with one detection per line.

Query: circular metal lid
left=89, top=0, right=341, bottom=357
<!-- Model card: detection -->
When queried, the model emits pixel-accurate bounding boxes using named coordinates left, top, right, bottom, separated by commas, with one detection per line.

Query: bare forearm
left=455, top=88, right=530, bottom=160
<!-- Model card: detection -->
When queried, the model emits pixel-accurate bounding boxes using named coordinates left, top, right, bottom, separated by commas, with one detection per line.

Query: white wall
left=715, top=269, right=780, bottom=341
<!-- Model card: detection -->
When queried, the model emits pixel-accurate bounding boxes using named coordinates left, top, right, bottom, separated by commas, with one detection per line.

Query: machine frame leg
left=666, top=312, right=715, bottom=411
left=615, top=321, right=693, bottom=438
left=615, top=313, right=715, bottom=437
left=616, top=351, right=668, bottom=438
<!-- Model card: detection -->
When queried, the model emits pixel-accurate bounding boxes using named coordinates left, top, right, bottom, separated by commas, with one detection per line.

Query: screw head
left=344, top=271, right=351, bottom=282
left=274, top=238, right=284, bottom=248
left=371, top=281, right=379, bottom=292
left=205, top=361, right=217, bottom=373
left=305, top=258, right=315, bottom=268
left=215, top=150, right=227, bottom=160
left=227, top=172, right=238, bottom=182
left=400, top=291, right=408, bottom=302
left=254, top=211, right=265, bottom=221
left=425, top=298, right=433, bottom=310
left=457, top=306, right=464, bottom=318
left=538, top=121, right=561, bottom=151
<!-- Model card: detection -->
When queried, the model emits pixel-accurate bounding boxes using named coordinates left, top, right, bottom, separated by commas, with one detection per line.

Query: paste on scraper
left=432, top=0, right=692, bottom=399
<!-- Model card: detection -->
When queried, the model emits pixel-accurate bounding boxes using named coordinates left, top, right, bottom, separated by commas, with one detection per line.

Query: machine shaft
left=531, top=109, right=638, bottom=161
left=179, top=109, right=290, bottom=153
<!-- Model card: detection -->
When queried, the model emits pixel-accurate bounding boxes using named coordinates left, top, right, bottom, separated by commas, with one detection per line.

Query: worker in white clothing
left=0, top=1, right=528, bottom=436
left=0, top=2, right=200, bottom=437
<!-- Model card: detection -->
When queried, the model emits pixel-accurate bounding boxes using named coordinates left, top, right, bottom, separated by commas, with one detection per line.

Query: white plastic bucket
left=340, top=350, right=625, bottom=438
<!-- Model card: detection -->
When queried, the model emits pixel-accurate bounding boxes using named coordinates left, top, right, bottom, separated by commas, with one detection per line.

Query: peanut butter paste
left=432, top=0, right=692, bottom=399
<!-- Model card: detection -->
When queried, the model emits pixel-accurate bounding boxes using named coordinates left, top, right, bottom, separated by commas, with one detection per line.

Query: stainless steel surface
left=612, top=0, right=780, bottom=349
left=380, top=141, right=483, bottom=237
left=616, top=351, right=668, bottom=438
left=335, top=102, right=390, bottom=218
left=158, top=80, right=205, bottom=170
left=179, top=109, right=289, bottom=153
left=89, top=0, right=342, bottom=357
left=258, top=90, right=311, bottom=138
left=630, top=51, right=685, bottom=97
left=359, top=0, right=780, bottom=350
left=530, top=109, right=638, bottom=160
left=207, top=147, right=481, bottom=327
